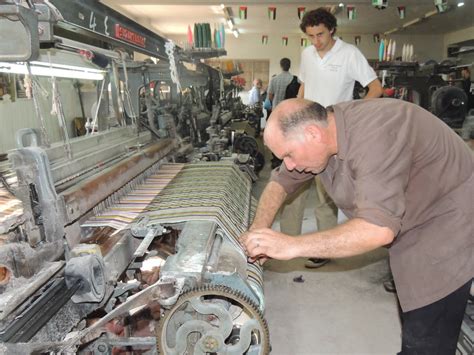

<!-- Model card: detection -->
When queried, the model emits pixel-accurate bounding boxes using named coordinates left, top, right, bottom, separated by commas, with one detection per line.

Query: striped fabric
left=0, top=165, right=22, bottom=234
left=0, top=188, right=23, bottom=234
left=82, top=163, right=184, bottom=230
left=83, top=161, right=263, bottom=289
left=142, top=162, right=262, bottom=288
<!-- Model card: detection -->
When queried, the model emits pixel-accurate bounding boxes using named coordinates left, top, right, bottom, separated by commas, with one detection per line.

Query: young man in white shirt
left=279, top=8, right=383, bottom=268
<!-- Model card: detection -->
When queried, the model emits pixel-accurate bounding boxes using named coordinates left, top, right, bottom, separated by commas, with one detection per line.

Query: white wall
left=443, top=25, right=474, bottom=54
left=0, top=78, right=98, bottom=153
left=170, top=32, right=445, bottom=79
left=223, top=34, right=303, bottom=78
left=338, top=33, right=445, bottom=63
left=169, top=33, right=302, bottom=78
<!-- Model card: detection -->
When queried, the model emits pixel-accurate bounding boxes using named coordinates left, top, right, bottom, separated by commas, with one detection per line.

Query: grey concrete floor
left=252, top=145, right=402, bottom=354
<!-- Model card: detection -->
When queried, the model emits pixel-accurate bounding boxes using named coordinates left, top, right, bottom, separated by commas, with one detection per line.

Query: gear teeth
left=156, top=284, right=270, bottom=354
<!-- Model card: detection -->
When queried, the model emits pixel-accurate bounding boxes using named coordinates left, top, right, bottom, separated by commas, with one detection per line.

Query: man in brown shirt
left=240, top=98, right=473, bottom=354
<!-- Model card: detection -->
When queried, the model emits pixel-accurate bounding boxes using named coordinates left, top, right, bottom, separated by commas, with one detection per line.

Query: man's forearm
left=364, top=79, right=383, bottom=99
left=297, top=83, right=305, bottom=99
left=294, top=218, right=394, bottom=258
left=250, top=181, right=287, bottom=229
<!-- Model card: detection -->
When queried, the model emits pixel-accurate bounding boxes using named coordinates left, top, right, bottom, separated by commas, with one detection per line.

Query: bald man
left=240, top=98, right=473, bottom=354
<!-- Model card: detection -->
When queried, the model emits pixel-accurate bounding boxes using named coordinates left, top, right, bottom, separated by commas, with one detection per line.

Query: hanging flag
left=298, top=7, right=306, bottom=20
left=282, top=36, right=288, bottom=46
left=262, top=35, right=268, bottom=45
left=434, top=0, right=448, bottom=13
left=397, top=6, right=406, bottom=19
left=268, top=7, right=277, bottom=20
left=373, top=33, right=380, bottom=43
left=355, top=36, right=361, bottom=46
left=300, top=38, right=308, bottom=47
left=347, top=6, right=356, bottom=20
left=372, top=0, right=388, bottom=10
left=239, top=6, right=247, bottom=20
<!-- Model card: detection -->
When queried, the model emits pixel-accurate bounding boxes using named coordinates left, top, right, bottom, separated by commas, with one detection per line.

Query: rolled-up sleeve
left=270, top=162, right=315, bottom=195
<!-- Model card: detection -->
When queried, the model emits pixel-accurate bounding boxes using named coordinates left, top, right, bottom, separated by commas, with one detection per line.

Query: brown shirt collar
left=332, top=105, right=347, bottom=161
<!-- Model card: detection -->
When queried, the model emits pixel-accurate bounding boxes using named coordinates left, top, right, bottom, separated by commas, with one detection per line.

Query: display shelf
left=222, top=71, right=244, bottom=79
left=451, top=47, right=474, bottom=56
left=181, top=48, right=227, bottom=60
left=376, top=61, right=419, bottom=70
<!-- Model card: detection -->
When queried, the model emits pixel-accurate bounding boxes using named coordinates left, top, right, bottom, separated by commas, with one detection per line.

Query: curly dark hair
left=299, top=8, right=337, bottom=35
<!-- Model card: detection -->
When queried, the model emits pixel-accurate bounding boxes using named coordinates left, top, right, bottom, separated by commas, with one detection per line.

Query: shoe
left=304, top=258, right=330, bottom=268
left=383, top=278, right=397, bottom=293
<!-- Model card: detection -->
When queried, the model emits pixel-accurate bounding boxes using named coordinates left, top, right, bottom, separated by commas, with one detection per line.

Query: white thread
left=165, top=40, right=182, bottom=92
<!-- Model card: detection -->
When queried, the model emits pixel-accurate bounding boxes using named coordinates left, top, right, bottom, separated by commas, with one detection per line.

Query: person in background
left=280, top=7, right=383, bottom=269
left=268, top=58, right=297, bottom=109
left=248, top=78, right=263, bottom=106
left=461, top=67, right=473, bottom=110
left=241, top=98, right=473, bottom=355
left=268, top=60, right=300, bottom=168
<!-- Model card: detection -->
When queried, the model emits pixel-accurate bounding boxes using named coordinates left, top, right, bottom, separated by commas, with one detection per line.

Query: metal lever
left=59, top=278, right=180, bottom=352
left=130, top=216, right=166, bottom=258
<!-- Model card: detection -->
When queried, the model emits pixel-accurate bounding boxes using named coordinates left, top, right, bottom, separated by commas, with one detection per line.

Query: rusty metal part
left=0, top=265, right=12, bottom=285
left=156, top=285, right=270, bottom=355
left=81, top=227, right=125, bottom=257
left=0, top=240, right=63, bottom=280
left=62, top=139, right=177, bottom=224
left=59, top=278, right=178, bottom=352
left=0, top=261, right=64, bottom=321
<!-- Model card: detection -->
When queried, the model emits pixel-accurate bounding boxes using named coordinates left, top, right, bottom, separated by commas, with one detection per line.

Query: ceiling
left=101, top=0, right=473, bottom=37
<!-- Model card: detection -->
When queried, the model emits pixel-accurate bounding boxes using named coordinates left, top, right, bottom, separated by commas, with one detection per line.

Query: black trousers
left=398, top=280, right=471, bottom=355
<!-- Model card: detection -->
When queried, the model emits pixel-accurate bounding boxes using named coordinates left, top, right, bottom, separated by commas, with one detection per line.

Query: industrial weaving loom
left=78, top=162, right=268, bottom=353
left=0, top=0, right=269, bottom=353
left=1, top=143, right=269, bottom=353
left=84, top=162, right=268, bottom=354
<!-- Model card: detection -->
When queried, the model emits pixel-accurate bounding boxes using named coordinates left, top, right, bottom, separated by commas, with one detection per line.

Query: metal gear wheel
left=156, top=285, right=270, bottom=355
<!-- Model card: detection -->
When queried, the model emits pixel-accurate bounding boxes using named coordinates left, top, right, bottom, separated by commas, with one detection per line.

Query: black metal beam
left=48, top=0, right=172, bottom=61
left=0, top=278, right=81, bottom=343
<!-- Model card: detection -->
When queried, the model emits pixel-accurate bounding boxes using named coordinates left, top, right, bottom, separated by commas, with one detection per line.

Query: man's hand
left=240, top=228, right=298, bottom=262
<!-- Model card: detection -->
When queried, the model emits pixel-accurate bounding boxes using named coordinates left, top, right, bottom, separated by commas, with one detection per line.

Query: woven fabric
left=82, top=163, right=184, bottom=230
left=0, top=188, right=23, bottom=234
left=83, top=161, right=262, bottom=287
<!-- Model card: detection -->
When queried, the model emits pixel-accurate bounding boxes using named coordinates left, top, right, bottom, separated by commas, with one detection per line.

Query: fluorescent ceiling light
left=424, top=10, right=438, bottom=18
left=0, top=62, right=105, bottom=80
left=220, top=3, right=225, bottom=9
left=339, top=3, right=344, bottom=7
left=402, top=18, right=421, bottom=27
left=384, top=28, right=399, bottom=35
left=457, top=2, right=464, bottom=7
left=232, top=29, right=239, bottom=38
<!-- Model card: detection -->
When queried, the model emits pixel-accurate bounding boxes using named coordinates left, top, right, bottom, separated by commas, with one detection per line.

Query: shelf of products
left=181, top=48, right=227, bottom=61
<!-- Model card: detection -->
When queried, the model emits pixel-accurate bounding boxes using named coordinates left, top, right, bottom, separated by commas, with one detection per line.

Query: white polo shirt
left=299, top=38, right=377, bottom=107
